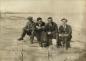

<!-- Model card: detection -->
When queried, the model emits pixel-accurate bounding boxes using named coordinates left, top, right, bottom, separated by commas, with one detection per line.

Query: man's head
left=61, top=18, right=68, bottom=25
left=47, top=17, right=53, bottom=23
left=27, top=16, right=33, bottom=22
left=37, top=17, right=42, bottom=23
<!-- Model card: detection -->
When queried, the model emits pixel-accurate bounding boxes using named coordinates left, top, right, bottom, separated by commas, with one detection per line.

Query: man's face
left=48, top=19, right=52, bottom=23
left=38, top=19, right=42, bottom=23
left=62, top=20, right=67, bottom=25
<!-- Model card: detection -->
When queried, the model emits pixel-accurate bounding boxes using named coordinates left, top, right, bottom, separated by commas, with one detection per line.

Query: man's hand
left=59, top=34, right=68, bottom=37
left=48, top=32, right=51, bottom=35
left=64, top=34, right=69, bottom=36
left=59, top=34, right=63, bottom=36
left=36, top=26, right=41, bottom=29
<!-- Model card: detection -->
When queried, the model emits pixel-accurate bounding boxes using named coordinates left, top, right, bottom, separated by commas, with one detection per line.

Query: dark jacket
left=24, top=21, right=36, bottom=31
left=45, top=22, right=58, bottom=33
left=59, top=24, right=72, bottom=39
left=45, top=22, right=58, bottom=39
left=35, top=21, right=45, bottom=32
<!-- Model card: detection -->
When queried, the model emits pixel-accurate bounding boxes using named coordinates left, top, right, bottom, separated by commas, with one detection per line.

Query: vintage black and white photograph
left=0, top=0, right=86, bottom=61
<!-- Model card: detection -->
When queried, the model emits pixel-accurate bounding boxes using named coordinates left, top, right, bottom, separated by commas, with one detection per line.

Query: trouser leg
left=67, top=38, right=71, bottom=48
left=18, top=29, right=27, bottom=40
left=63, top=37, right=66, bottom=47
left=21, top=29, right=27, bottom=38
left=47, top=36, right=52, bottom=46
left=66, top=35, right=72, bottom=49
left=57, top=37, right=62, bottom=47
left=42, top=33, right=47, bottom=47
left=36, top=33, right=41, bottom=42
left=29, top=32, right=35, bottom=44
left=65, top=37, right=71, bottom=50
left=36, top=32, right=42, bottom=47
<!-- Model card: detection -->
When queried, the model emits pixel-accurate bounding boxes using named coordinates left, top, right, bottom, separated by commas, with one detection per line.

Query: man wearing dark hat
left=58, top=18, right=72, bottom=49
left=18, top=16, right=35, bottom=44
left=35, top=17, right=45, bottom=47
left=45, top=17, right=58, bottom=46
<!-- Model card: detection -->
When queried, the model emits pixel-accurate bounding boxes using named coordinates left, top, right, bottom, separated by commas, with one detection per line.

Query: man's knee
left=22, top=28, right=27, bottom=32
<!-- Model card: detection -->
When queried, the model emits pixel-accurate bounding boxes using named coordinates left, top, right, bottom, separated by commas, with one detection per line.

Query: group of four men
left=18, top=16, right=72, bottom=49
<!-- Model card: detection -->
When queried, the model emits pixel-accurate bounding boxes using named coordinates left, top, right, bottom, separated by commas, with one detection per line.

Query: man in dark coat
left=45, top=17, right=58, bottom=46
left=18, top=16, right=35, bottom=44
left=35, top=17, right=45, bottom=47
left=58, top=18, right=72, bottom=49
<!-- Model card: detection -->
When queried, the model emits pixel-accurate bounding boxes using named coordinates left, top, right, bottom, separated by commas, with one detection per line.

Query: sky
left=0, top=0, right=85, bottom=14
left=0, top=0, right=86, bottom=31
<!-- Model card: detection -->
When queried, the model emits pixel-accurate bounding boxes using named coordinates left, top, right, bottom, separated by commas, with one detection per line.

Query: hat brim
left=61, top=19, right=68, bottom=22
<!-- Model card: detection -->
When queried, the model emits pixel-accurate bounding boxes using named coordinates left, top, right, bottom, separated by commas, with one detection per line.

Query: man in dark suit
left=58, top=18, right=72, bottom=49
left=45, top=17, right=58, bottom=46
left=35, top=17, right=45, bottom=47
left=18, top=17, right=35, bottom=44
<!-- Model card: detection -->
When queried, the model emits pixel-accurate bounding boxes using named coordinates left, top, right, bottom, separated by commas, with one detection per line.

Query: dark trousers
left=58, top=36, right=72, bottom=49
left=36, top=31, right=43, bottom=46
left=20, top=28, right=34, bottom=43
left=46, top=33, right=58, bottom=47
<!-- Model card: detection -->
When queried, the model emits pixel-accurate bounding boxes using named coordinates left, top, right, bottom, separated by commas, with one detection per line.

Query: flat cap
left=37, top=17, right=42, bottom=21
left=48, top=17, right=52, bottom=19
left=61, top=18, right=68, bottom=22
left=27, top=16, right=33, bottom=20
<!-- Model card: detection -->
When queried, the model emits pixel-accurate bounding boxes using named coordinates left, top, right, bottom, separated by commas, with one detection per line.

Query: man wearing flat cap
left=45, top=17, right=58, bottom=46
left=35, top=17, right=45, bottom=47
left=18, top=16, right=35, bottom=44
left=58, top=18, right=72, bottom=49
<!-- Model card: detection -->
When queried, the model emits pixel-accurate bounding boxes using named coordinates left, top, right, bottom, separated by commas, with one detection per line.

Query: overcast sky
left=0, top=0, right=85, bottom=14
left=0, top=0, right=86, bottom=29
